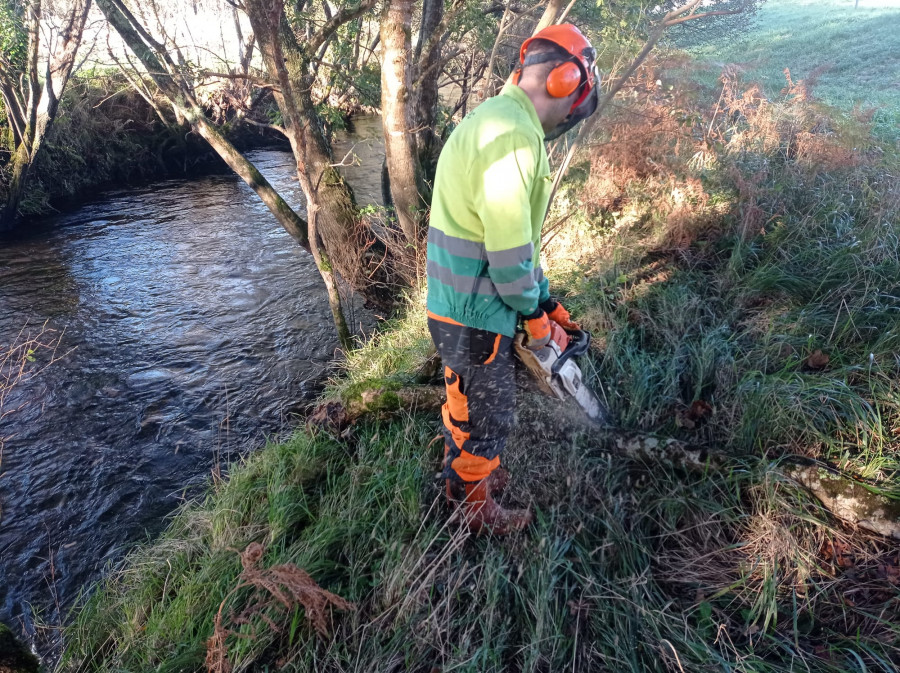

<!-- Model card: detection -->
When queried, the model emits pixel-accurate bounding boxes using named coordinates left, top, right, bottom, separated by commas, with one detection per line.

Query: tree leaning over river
left=94, top=0, right=359, bottom=345
left=242, top=0, right=395, bottom=315
left=0, top=0, right=772, bottom=338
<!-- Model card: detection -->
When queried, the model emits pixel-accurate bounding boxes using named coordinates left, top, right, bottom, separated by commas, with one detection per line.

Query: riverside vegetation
left=0, top=71, right=282, bottom=219
left=59, top=9, right=900, bottom=673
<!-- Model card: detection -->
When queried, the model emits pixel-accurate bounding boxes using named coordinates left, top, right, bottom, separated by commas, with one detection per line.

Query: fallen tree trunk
left=308, top=384, right=445, bottom=433
left=611, top=432, right=900, bottom=540
left=308, top=382, right=900, bottom=540
left=784, top=462, right=900, bottom=541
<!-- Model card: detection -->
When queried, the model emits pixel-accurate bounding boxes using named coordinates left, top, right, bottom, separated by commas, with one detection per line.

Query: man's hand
left=542, top=299, right=580, bottom=331
left=522, top=310, right=551, bottom=350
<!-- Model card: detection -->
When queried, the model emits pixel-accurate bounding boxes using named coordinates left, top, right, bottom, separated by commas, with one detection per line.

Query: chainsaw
left=514, top=322, right=608, bottom=423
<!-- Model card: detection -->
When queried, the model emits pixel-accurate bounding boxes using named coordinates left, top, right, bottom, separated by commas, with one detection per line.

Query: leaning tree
left=94, top=0, right=400, bottom=346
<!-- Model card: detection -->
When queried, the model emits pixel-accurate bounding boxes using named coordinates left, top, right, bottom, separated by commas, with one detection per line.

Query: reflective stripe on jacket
left=426, top=84, right=552, bottom=337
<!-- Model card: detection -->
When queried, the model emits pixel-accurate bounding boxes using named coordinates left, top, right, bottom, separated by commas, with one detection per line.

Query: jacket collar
left=501, top=84, right=544, bottom=139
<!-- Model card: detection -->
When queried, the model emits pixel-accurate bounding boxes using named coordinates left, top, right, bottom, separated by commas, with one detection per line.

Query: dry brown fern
left=205, top=542, right=354, bottom=673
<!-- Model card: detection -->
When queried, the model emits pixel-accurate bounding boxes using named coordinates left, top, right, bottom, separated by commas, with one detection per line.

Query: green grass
left=690, top=0, right=900, bottom=139
left=559, top=167, right=900, bottom=481
left=58, top=404, right=900, bottom=672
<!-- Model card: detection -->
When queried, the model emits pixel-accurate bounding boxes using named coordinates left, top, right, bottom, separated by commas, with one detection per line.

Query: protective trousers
left=428, top=315, right=515, bottom=483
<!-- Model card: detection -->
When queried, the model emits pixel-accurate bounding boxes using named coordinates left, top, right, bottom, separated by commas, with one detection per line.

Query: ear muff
left=546, top=61, right=582, bottom=99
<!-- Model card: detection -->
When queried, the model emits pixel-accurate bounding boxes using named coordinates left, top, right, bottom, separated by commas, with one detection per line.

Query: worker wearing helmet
left=426, top=24, right=600, bottom=534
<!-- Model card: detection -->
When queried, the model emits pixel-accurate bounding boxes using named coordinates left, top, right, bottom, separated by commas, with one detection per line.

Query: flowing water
left=0, top=117, right=384, bottom=651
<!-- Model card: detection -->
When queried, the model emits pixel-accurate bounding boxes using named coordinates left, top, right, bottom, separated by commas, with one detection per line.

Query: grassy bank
left=59, top=46, right=900, bottom=673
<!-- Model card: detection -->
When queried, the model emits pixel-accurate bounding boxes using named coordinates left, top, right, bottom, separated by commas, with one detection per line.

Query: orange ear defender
left=516, top=24, right=601, bottom=141
left=545, top=61, right=582, bottom=98
left=513, top=53, right=583, bottom=99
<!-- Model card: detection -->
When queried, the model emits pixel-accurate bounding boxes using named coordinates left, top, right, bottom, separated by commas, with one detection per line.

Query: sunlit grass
left=689, top=0, right=900, bottom=139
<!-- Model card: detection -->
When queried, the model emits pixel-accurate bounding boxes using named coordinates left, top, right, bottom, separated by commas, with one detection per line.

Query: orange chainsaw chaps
left=451, top=449, right=501, bottom=482
left=443, top=367, right=470, bottom=422
left=441, top=404, right=471, bottom=450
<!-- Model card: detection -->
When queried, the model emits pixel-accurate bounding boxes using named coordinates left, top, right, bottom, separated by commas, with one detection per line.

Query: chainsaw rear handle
left=551, top=329, right=591, bottom=376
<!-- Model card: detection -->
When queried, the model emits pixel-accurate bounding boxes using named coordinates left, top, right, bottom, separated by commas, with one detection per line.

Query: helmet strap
left=521, top=52, right=565, bottom=68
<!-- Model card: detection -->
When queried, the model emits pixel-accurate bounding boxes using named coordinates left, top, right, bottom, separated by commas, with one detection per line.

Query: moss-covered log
left=607, top=431, right=900, bottom=539
left=308, top=383, right=444, bottom=432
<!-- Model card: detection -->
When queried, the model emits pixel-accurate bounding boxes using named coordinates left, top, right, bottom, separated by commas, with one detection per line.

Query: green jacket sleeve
left=476, top=131, right=542, bottom=316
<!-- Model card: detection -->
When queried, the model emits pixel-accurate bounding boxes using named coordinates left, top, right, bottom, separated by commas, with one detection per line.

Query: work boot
left=445, top=468, right=506, bottom=500
left=488, top=466, right=510, bottom=496
left=446, top=472, right=532, bottom=535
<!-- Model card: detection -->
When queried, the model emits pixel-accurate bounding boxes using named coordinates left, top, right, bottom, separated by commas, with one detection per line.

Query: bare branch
left=108, top=0, right=169, bottom=65
left=0, top=322, right=69, bottom=466
left=240, top=116, right=289, bottom=137
left=200, top=70, right=280, bottom=94
left=107, top=40, right=173, bottom=125
left=556, top=0, right=576, bottom=25
left=665, top=7, right=749, bottom=27
left=308, top=0, right=378, bottom=55
left=417, top=0, right=466, bottom=72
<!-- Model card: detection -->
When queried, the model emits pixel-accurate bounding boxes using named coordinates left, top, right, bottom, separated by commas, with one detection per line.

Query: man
left=426, top=24, right=600, bottom=534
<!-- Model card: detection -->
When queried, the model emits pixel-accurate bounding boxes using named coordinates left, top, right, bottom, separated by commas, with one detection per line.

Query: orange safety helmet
left=513, top=23, right=600, bottom=140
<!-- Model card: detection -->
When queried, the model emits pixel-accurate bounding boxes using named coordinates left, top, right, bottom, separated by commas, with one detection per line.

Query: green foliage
left=0, top=0, right=27, bottom=74
left=316, top=101, right=348, bottom=133
left=351, top=61, right=381, bottom=107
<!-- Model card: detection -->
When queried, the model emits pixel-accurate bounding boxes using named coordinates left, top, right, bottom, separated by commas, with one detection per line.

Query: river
left=0, top=117, right=384, bottom=654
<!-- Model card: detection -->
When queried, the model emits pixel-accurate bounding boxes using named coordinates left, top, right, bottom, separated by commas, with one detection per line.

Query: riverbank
left=58, top=51, right=900, bottom=671
left=0, top=72, right=288, bottom=223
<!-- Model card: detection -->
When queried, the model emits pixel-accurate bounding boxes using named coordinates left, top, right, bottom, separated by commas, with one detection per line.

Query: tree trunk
left=411, top=0, right=444, bottom=186
left=191, top=113, right=308, bottom=245
left=0, top=0, right=92, bottom=231
left=244, top=0, right=393, bottom=309
left=533, top=0, right=564, bottom=34
left=308, top=203, right=353, bottom=350
left=1, top=145, right=32, bottom=230
left=380, top=0, right=426, bottom=248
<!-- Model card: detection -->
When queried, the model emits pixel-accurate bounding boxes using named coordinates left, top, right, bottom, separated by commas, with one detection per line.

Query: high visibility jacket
left=426, top=84, right=552, bottom=337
